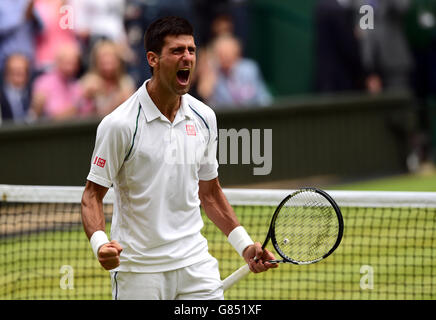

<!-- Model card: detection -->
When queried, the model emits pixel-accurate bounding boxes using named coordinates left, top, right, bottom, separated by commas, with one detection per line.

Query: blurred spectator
left=191, top=11, right=235, bottom=99
left=0, top=0, right=43, bottom=72
left=194, top=0, right=250, bottom=50
left=209, top=13, right=235, bottom=39
left=314, top=0, right=364, bottom=93
left=404, top=0, right=436, bottom=169
left=0, top=54, right=32, bottom=124
left=33, top=0, right=79, bottom=73
left=196, top=34, right=272, bottom=108
left=406, top=0, right=436, bottom=100
left=354, top=0, right=413, bottom=93
left=71, top=0, right=132, bottom=69
left=80, top=40, right=135, bottom=117
left=29, top=43, right=83, bottom=121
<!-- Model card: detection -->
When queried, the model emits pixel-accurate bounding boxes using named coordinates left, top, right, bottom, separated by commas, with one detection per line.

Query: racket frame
left=269, top=187, right=344, bottom=265
left=222, top=187, right=344, bottom=291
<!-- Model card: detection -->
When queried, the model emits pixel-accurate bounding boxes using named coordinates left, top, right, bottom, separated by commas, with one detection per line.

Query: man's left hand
left=242, top=242, right=279, bottom=273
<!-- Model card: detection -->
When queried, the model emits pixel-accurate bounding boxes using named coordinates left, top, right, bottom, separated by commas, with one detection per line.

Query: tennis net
left=0, top=184, right=435, bottom=300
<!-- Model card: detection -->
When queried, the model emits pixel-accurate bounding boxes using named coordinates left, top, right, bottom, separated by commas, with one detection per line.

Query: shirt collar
left=138, top=80, right=161, bottom=123
left=138, top=79, right=194, bottom=123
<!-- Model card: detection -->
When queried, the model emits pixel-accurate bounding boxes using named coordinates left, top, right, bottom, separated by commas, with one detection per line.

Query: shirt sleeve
left=198, top=110, right=219, bottom=181
left=87, top=116, right=130, bottom=187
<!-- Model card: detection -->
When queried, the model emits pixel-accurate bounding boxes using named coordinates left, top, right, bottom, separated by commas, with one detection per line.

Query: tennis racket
left=222, top=187, right=344, bottom=291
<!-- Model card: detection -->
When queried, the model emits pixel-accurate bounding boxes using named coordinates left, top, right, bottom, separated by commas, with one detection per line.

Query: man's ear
left=147, top=51, right=159, bottom=70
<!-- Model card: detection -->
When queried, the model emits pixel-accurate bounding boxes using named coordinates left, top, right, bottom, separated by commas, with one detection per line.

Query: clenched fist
left=97, top=240, right=123, bottom=270
left=242, top=242, right=278, bottom=273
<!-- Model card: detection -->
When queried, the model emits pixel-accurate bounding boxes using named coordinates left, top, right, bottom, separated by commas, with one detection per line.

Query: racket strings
left=273, top=190, right=340, bottom=263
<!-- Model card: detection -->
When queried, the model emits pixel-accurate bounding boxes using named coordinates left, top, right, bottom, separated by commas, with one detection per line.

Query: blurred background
left=1, top=0, right=435, bottom=301
left=1, top=0, right=436, bottom=190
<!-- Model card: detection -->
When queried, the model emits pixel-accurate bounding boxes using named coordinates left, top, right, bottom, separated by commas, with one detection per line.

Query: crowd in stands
left=1, top=0, right=435, bottom=133
left=314, top=0, right=415, bottom=94
left=313, top=0, right=436, bottom=169
left=0, top=0, right=269, bottom=125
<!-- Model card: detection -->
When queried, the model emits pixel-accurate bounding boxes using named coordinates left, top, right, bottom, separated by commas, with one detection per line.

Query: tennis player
left=81, top=16, right=277, bottom=300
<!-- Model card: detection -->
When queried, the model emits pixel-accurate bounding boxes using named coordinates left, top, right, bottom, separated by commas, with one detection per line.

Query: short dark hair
left=144, top=16, right=194, bottom=55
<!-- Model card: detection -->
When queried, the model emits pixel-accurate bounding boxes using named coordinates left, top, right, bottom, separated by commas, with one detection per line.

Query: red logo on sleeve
left=93, top=156, right=106, bottom=168
left=186, top=124, right=196, bottom=136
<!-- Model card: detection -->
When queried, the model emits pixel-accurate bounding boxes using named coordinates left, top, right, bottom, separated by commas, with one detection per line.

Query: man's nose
left=182, top=49, right=195, bottom=60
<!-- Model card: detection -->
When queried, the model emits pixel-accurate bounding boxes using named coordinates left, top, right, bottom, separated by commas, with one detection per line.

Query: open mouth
left=176, top=68, right=190, bottom=85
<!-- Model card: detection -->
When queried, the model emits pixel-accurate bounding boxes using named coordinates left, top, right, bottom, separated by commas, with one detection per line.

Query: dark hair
left=144, top=16, right=194, bottom=74
left=144, top=16, right=194, bottom=54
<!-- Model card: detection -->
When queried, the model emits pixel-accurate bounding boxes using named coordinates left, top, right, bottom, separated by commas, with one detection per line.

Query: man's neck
left=146, top=77, right=181, bottom=123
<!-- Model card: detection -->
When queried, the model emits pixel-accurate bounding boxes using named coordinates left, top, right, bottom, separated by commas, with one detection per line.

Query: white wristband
left=90, top=230, right=109, bottom=259
left=227, top=226, right=254, bottom=257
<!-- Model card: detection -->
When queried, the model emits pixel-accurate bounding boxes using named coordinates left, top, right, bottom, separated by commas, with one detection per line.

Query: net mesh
left=0, top=185, right=435, bottom=300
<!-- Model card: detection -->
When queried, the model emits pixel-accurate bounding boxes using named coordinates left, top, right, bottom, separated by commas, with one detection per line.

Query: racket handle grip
left=222, top=264, right=250, bottom=291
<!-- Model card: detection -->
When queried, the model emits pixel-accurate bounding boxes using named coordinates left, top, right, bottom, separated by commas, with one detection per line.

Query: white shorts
left=110, top=255, right=224, bottom=300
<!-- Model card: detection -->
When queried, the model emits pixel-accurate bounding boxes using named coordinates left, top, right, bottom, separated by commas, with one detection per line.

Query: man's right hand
left=97, top=240, right=123, bottom=270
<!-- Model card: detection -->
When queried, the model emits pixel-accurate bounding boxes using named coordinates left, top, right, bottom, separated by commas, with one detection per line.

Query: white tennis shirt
left=87, top=80, right=219, bottom=272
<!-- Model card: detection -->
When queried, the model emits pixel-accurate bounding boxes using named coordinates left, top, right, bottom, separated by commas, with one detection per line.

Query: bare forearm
left=199, top=179, right=240, bottom=236
left=81, top=198, right=105, bottom=239
left=81, top=182, right=108, bottom=239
